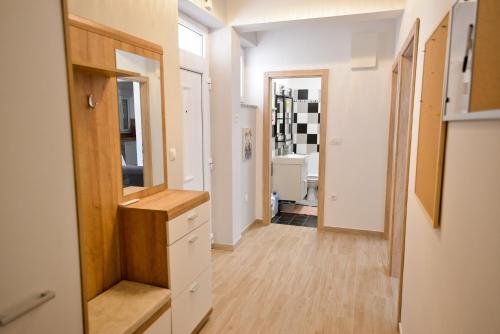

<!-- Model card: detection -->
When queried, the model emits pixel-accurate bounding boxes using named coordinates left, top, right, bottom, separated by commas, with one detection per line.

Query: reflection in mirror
left=444, top=0, right=477, bottom=118
left=116, top=50, right=165, bottom=195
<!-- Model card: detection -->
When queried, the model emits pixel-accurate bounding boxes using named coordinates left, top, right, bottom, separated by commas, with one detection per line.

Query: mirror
left=444, top=0, right=500, bottom=120
left=115, top=50, right=165, bottom=195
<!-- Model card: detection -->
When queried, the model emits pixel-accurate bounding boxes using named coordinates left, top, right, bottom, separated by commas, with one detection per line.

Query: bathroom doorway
left=263, top=70, right=329, bottom=229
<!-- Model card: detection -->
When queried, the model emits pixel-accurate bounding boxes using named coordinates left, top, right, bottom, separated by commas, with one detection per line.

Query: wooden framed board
left=470, top=0, right=500, bottom=113
left=415, top=14, right=449, bottom=228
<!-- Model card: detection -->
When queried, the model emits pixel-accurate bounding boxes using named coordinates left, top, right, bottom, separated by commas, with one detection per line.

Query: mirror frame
left=443, top=0, right=500, bottom=121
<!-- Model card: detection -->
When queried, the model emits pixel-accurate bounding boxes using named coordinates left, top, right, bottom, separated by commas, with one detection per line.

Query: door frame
left=262, top=69, right=329, bottom=230
left=384, top=19, right=420, bottom=327
left=179, top=50, right=211, bottom=193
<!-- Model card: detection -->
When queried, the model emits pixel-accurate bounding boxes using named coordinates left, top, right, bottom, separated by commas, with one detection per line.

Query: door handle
left=188, top=235, right=199, bottom=243
left=0, top=290, right=55, bottom=327
left=187, top=213, right=199, bottom=221
left=189, top=282, right=200, bottom=293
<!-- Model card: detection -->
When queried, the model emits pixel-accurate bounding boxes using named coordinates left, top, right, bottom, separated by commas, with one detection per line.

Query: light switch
left=169, top=148, right=176, bottom=161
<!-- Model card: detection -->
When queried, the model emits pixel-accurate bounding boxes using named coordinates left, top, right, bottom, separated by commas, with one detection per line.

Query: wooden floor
left=200, top=223, right=397, bottom=334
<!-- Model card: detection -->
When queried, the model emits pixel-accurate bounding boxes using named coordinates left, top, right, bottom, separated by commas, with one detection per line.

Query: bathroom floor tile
left=271, top=212, right=317, bottom=228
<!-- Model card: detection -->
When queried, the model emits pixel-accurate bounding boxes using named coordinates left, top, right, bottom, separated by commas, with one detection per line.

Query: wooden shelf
left=119, top=189, right=209, bottom=220
left=72, top=61, right=140, bottom=78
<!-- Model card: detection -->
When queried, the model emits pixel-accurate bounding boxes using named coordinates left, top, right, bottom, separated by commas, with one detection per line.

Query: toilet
left=306, top=175, right=319, bottom=202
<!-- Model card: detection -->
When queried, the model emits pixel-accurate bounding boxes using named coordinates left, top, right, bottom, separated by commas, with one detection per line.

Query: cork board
left=415, top=14, right=449, bottom=227
left=470, top=0, right=500, bottom=112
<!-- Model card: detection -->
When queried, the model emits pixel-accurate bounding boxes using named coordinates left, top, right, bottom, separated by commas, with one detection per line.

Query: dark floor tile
left=303, top=219, right=317, bottom=228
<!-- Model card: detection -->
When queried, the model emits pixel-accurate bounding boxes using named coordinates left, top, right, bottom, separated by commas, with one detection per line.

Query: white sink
left=272, top=154, right=307, bottom=165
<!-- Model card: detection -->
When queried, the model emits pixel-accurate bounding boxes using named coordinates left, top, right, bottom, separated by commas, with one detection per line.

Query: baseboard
left=212, top=243, right=235, bottom=251
left=242, top=219, right=262, bottom=235
left=322, top=226, right=384, bottom=238
left=192, top=308, right=213, bottom=334
left=212, top=219, right=262, bottom=252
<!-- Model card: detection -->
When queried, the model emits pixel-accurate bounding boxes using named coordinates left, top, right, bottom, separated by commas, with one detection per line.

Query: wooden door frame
left=384, top=61, right=401, bottom=241
left=262, top=69, right=329, bottom=230
left=384, top=19, right=420, bottom=327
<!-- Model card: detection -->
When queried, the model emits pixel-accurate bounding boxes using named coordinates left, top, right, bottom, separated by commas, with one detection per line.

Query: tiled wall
left=292, top=89, right=321, bottom=154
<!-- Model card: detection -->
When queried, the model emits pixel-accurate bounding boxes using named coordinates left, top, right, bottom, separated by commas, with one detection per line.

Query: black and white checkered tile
left=292, top=89, right=321, bottom=154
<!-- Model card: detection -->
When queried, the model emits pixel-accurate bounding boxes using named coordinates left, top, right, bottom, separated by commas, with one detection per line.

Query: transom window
left=178, top=23, right=204, bottom=57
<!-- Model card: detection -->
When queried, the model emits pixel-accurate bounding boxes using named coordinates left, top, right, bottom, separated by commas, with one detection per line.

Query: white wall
left=227, top=0, right=405, bottom=27
left=246, top=19, right=396, bottom=232
left=397, top=1, right=500, bottom=333
left=0, top=1, right=83, bottom=333
left=69, top=0, right=185, bottom=188
left=209, top=27, right=247, bottom=245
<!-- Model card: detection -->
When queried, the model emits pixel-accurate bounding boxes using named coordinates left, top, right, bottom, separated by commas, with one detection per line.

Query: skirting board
left=212, top=219, right=262, bottom=251
left=322, top=226, right=384, bottom=238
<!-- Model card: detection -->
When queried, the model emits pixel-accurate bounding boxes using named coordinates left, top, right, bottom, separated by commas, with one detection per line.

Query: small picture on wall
left=242, top=128, right=252, bottom=161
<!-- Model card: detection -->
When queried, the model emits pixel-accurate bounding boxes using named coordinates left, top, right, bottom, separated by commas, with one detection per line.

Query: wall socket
left=331, top=194, right=338, bottom=201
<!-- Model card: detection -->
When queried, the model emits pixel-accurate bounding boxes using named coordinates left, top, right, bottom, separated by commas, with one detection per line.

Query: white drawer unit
left=171, top=268, right=212, bottom=334
left=168, top=201, right=210, bottom=245
left=119, top=190, right=213, bottom=334
left=168, top=222, right=211, bottom=297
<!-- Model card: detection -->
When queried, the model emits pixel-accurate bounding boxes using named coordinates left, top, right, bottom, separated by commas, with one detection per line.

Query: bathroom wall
left=396, top=0, right=500, bottom=333
left=292, top=89, right=321, bottom=155
left=246, top=18, right=396, bottom=232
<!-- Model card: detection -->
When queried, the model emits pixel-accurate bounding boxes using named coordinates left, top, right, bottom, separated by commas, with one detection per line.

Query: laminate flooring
left=200, top=223, right=397, bottom=334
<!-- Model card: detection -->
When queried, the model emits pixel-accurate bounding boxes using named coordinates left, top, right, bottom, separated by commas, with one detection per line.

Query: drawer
left=144, top=308, right=172, bottom=334
left=172, top=268, right=212, bottom=334
left=167, top=201, right=210, bottom=245
left=168, top=222, right=211, bottom=297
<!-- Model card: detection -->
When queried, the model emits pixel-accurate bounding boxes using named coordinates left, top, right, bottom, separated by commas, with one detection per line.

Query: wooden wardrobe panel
left=69, top=26, right=88, bottom=64
left=66, top=15, right=166, bottom=303
left=87, top=31, right=116, bottom=68
left=470, top=0, right=500, bottom=112
left=415, top=15, right=449, bottom=227
left=72, top=69, right=122, bottom=300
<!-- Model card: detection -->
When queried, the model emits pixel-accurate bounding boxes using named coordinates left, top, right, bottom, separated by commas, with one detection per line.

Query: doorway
left=384, top=20, right=419, bottom=327
left=263, top=70, right=329, bottom=230
left=181, top=69, right=205, bottom=191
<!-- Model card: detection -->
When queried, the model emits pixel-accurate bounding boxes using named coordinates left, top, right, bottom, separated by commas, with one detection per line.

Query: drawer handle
left=187, top=213, right=199, bottom=221
left=189, top=282, right=200, bottom=293
left=188, top=235, right=199, bottom=243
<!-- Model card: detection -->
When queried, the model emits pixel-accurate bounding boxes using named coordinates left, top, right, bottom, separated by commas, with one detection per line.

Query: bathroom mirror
left=116, top=50, right=166, bottom=195
left=444, top=0, right=500, bottom=120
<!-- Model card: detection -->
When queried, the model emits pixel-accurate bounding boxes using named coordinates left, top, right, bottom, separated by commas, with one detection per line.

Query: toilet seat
left=307, top=175, right=319, bottom=182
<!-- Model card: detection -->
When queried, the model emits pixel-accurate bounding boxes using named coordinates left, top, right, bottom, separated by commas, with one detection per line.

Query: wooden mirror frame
left=66, top=13, right=169, bottom=202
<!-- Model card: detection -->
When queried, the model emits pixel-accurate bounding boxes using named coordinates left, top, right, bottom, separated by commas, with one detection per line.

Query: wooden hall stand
left=61, top=4, right=213, bottom=333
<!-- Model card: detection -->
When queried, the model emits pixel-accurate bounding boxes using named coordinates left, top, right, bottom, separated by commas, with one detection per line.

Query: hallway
left=201, top=224, right=396, bottom=334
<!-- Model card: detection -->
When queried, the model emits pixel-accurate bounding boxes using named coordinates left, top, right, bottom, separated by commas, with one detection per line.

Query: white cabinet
left=167, top=202, right=212, bottom=333
left=272, top=154, right=308, bottom=201
left=145, top=309, right=172, bottom=334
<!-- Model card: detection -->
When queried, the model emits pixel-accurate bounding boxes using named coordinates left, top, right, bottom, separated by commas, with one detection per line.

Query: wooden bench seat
left=88, top=280, right=171, bottom=334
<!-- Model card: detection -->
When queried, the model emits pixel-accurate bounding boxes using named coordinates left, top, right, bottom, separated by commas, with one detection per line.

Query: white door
left=181, top=69, right=205, bottom=191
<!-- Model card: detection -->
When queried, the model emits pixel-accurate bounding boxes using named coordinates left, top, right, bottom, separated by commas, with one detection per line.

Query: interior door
left=181, top=69, right=204, bottom=191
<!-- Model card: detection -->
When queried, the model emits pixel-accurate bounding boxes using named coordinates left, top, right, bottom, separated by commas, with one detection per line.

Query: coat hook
left=88, top=94, right=97, bottom=109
